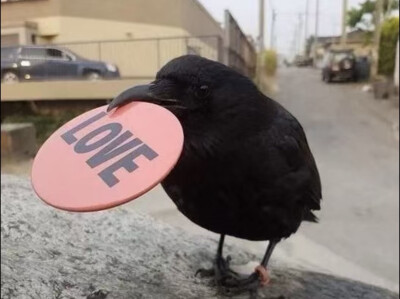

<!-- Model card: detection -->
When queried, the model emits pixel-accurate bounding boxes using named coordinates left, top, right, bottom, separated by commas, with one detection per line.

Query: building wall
left=1, top=0, right=222, bottom=41
left=33, top=16, right=187, bottom=43
left=1, top=0, right=60, bottom=25
left=330, top=42, right=373, bottom=57
left=58, top=0, right=222, bottom=37
left=1, top=0, right=230, bottom=77
left=1, top=22, right=38, bottom=45
left=180, top=0, right=223, bottom=37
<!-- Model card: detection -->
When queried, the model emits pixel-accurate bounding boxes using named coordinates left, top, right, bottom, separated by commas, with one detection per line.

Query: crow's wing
left=266, top=106, right=322, bottom=212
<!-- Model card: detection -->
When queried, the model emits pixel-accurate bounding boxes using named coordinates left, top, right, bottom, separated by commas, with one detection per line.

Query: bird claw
left=219, top=272, right=261, bottom=296
left=195, top=267, right=215, bottom=278
left=196, top=255, right=266, bottom=297
left=195, top=255, right=232, bottom=278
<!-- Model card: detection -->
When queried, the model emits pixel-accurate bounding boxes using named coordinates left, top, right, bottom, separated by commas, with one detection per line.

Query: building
left=1, top=0, right=223, bottom=45
left=312, top=29, right=373, bottom=66
left=1, top=0, right=258, bottom=79
left=1, top=0, right=232, bottom=77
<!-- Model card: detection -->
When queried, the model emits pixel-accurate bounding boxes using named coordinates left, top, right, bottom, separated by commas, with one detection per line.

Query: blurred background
left=1, top=0, right=399, bottom=294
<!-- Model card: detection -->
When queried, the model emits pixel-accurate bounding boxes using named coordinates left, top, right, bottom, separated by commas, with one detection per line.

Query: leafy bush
left=263, top=49, right=278, bottom=76
left=378, top=17, right=399, bottom=76
left=3, top=111, right=82, bottom=145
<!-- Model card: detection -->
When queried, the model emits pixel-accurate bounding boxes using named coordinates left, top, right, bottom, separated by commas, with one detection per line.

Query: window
left=1, top=47, right=17, bottom=60
left=20, top=48, right=46, bottom=59
left=332, top=53, right=354, bottom=64
left=63, top=52, right=74, bottom=61
left=46, top=48, right=64, bottom=60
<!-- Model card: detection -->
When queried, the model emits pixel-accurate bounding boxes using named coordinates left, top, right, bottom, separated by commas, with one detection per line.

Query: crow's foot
left=196, top=255, right=237, bottom=279
left=196, top=256, right=269, bottom=298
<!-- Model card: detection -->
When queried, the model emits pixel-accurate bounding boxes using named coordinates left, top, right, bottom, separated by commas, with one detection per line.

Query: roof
left=317, top=29, right=370, bottom=45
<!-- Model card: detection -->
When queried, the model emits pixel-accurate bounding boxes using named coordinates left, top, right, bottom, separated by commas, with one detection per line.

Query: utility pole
left=297, top=13, right=303, bottom=55
left=386, top=0, right=394, bottom=18
left=258, top=0, right=265, bottom=52
left=270, top=9, right=277, bottom=49
left=371, top=0, right=383, bottom=78
left=313, top=0, right=320, bottom=67
left=340, top=0, right=348, bottom=46
left=257, top=0, right=265, bottom=87
left=304, top=0, right=310, bottom=55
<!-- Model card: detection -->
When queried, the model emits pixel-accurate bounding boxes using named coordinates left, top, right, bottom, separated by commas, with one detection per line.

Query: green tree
left=347, top=0, right=399, bottom=29
left=263, top=50, right=277, bottom=76
left=378, top=17, right=399, bottom=75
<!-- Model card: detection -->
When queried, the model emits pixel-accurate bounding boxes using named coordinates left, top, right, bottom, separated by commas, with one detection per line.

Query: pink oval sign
left=31, top=102, right=184, bottom=212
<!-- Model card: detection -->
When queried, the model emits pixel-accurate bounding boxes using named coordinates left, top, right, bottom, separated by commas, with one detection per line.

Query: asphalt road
left=273, top=67, right=399, bottom=290
left=128, top=67, right=399, bottom=292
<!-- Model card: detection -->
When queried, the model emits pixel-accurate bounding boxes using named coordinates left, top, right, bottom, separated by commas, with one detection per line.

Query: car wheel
left=2, top=71, right=19, bottom=84
left=325, top=73, right=332, bottom=83
left=85, top=71, right=101, bottom=81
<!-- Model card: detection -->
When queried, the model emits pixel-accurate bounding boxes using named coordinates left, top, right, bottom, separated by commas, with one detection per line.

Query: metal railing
left=57, top=35, right=223, bottom=78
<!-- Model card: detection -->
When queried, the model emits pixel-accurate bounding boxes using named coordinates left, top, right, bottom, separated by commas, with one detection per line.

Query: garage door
left=1, top=34, right=19, bottom=46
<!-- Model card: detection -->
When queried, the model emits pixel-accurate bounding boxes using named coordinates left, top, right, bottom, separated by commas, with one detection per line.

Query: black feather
left=155, top=55, right=322, bottom=241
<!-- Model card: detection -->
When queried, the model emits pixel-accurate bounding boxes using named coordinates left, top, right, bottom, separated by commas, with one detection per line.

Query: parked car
left=294, top=55, right=313, bottom=67
left=322, top=49, right=357, bottom=83
left=1, top=45, right=120, bottom=83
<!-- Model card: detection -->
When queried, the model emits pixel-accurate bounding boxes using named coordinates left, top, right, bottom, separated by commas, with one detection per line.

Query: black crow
left=108, top=55, right=322, bottom=296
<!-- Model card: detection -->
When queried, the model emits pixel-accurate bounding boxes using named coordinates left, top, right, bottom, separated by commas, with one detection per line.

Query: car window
left=1, top=48, right=17, bottom=60
left=63, top=51, right=74, bottom=61
left=332, top=53, right=354, bottom=63
left=46, top=48, right=64, bottom=60
left=20, top=48, right=46, bottom=59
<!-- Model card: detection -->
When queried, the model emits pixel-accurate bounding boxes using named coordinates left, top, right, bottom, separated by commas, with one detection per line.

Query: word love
left=61, top=111, right=158, bottom=187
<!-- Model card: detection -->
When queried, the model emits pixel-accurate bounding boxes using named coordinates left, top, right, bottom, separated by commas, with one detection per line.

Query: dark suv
left=1, top=46, right=120, bottom=83
left=322, top=49, right=357, bottom=83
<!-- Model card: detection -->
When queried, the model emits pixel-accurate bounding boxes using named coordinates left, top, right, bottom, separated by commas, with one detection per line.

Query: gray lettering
left=86, top=131, right=143, bottom=168
left=61, top=111, right=107, bottom=144
left=74, top=123, right=122, bottom=154
left=98, top=144, right=159, bottom=187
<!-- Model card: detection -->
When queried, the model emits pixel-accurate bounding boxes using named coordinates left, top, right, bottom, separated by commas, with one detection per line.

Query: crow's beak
left=107, top=84, right=179, bottom=112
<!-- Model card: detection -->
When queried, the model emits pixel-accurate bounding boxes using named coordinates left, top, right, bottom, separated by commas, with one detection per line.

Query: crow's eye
left=195, top=85, right=210, bottom=99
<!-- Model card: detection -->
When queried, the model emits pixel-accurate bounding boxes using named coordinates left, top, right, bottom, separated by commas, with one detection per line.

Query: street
left=273, top=68, right=399, bottom=290
left=128, top=67, right=399, bottom=292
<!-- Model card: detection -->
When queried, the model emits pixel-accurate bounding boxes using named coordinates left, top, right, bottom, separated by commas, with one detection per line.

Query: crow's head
left=108, top=55, right=262, bottom=128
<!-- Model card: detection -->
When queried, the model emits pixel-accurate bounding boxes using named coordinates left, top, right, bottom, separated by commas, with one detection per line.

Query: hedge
left=379, top=17, right=399, bottom=76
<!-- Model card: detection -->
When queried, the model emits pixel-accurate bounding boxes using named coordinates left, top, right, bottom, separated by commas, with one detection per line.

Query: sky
left=198, top=0, right=366, bottom=58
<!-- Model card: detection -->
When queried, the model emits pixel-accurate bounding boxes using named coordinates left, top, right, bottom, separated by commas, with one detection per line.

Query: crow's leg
left=209, top=240, right=280, bottom=298
left=256, top=238, right=280, bottom=285
left=197, top=236, right=280, bottom=296
left=220, top=239, right=280, bottom=297
left=196, top=234, right=238, bottom=279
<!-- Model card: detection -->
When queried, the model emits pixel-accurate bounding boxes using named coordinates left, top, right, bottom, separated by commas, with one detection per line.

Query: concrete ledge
left=1, top=123, right=36, bottom=158
left=1, top=79, right=153, bottom=102
left=1, top=175, right=398, bottom=299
